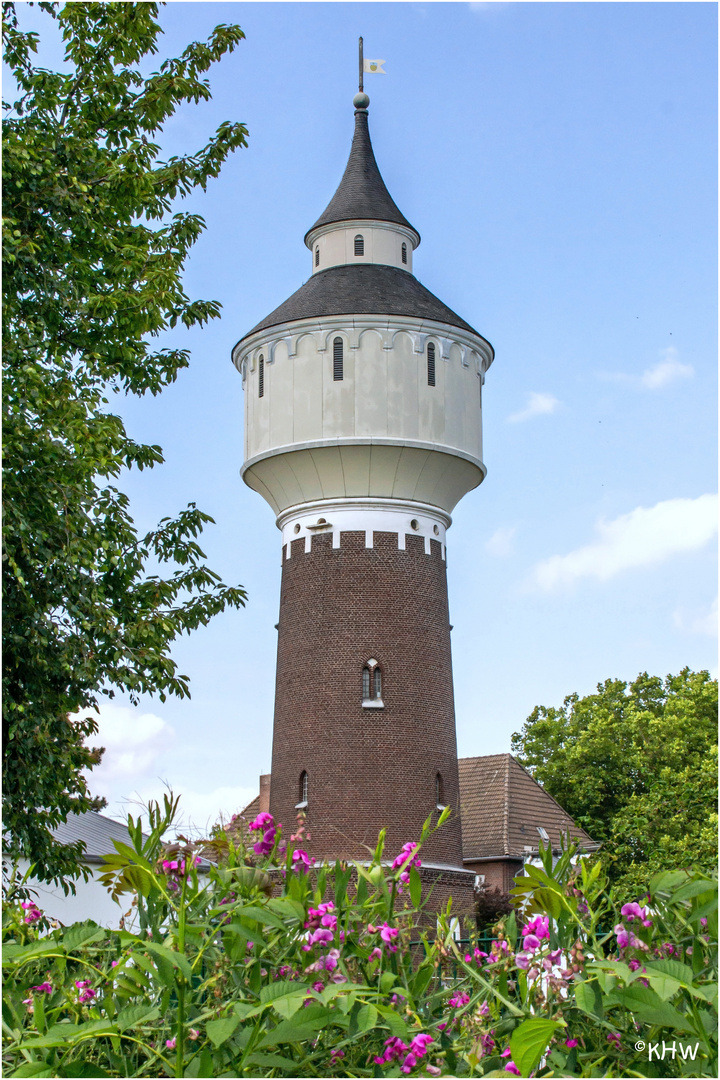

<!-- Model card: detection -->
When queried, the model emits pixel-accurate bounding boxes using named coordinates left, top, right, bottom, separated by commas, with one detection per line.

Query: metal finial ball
left=353, top=92, right=370, bottom=109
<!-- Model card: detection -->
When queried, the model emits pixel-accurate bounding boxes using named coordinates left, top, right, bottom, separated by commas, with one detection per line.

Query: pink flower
left=330, top=971, right=347, bottom=983
left=515, top=951, right=533, bottom=970
left=628, top=958, right=641, bottom=971
left=480, top=1032, right=495, bottom=1054
left=312, top=980, right=324, bottom=992
left=410, top=1034, right=434, bottom=1056
left=565, top=1038, right=579, bottom=1048
left=248, top=811, right=274, bottom=832
left=700, top=917, right=708, bottom=927
left=21, top=901, right=42, bottom=924
left=166, top=1037, right=176, bottom=1049
left=614, top=923, right=644, bottom=950
left=330, top=1048, right=345, bottom=1059
left=304, top=902, right=335, bottom=930
left=501, top=1048, right=512, bottom=1058
left=478, top=1001, right=490, bottom=1016
left=292, top=849, right=312, bottom=872
left=368, top=947, right=383, bottom=962
left=391, top=841, right=422, bottom=872
left=448, top=991, right=470, bottom=1008
left=22, top=998, right=34, bottom=1012
left=253, top=826, right=277, bottom=856
left=188, top=1029, right=200, bottom=1041
left=426, top=1067, right=441, bottom=1076
left=522, top=915, right=550, bottom=942
left=523, top=933, right=541, bottom=951
left=607, top=1032, right=621, bottom=1049
left=111, top=960, right=120, bottom=967
left=309, top=927, right=334, bottom=947
left=30, top=982, right=53, bottom=994
left=505, top=1063, right=521, bottom=1076
left=380, top=923, right=399, bottom=945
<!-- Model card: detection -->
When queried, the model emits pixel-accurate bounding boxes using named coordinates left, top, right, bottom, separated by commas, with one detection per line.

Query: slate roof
left=240, top=263, right=480, bottom=342
left=52, top=811, right=147, bottom=866
left=305, top=108, right=418, bottom=242
left=458, top=754, right=597, bottom=860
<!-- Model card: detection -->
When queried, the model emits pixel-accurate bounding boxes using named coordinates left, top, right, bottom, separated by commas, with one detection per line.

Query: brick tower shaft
left=272, top=528, right=463, bottom=866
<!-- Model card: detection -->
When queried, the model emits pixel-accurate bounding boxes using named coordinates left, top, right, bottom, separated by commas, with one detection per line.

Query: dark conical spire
left=305, top=103, right=419, bottom=245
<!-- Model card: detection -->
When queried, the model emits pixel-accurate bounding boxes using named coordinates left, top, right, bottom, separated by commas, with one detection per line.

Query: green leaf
left=355, top=1003, right=378, bottom=1034
left=574, top=979, right=604, bottom=1020
left=62, top=922, right=106, bottom=952
left=509, top=1018, right=563, bottom=1078
left=670, top=880, right=717, bottom=903
left=115, top=1004, right=161, bottom=1031
left=532, top=887, right=566, bottom=919
left=245, top=1052, right=302, bottom=1072
left=205, top=1012, right=242, bottom=1048
left=375, top=1003, right=409, bottom=1039
left=9, top=1065, right=55, bottom=1078
left=145, top=941, right=193, bottom=982
left=409, top=865, right=422, bottom=908
left=259, top=980, right=311, bottom=1004
left=259, top=1005, right=332, bottom=1046
left=234, top=905, right=286, bottom=930
left=616, top=984, right=698, bottom=1032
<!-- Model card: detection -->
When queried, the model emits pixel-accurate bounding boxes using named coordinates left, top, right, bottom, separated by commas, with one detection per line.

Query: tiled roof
left=240, top=263, right=479, bottom=342
left=459, top=754, right=597, bottom=860
left=305, top=108, right=418, bottom=241
left=51, top=811, right=147, bottom=865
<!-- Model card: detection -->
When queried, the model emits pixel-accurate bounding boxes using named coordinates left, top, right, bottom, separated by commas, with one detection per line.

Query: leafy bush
left=2, top=798, right=717, bottom=1078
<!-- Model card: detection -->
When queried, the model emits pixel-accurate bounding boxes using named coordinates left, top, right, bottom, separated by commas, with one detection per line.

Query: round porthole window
left=410, top=519, right=420, bottom=531
left=433, top=524, right=440, bottom=536
left=294, top=524, right=301, bottom=534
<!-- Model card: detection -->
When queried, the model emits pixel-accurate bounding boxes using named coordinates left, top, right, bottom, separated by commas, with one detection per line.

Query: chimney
left=259, top=773, right=271, bottom=814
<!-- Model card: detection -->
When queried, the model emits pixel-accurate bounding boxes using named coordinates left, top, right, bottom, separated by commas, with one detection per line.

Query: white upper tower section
left=232, top=94, right=494, bottom=529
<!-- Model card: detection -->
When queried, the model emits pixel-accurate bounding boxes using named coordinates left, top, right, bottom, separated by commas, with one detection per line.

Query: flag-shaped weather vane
left=358, top=36, right=385, bottom=96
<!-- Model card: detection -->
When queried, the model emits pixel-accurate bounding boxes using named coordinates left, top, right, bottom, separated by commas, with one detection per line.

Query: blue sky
left=11, top=1, right=717, bottom=830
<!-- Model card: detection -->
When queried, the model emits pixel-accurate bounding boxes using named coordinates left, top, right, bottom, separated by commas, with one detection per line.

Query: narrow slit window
left=436, top=772, right=445, bottom=808
left=315, top=246, right=320, bottom=267
left=401, top=242, right=407, bottom=265
left=333, top=337, right=344, bottom=381
left=258, top=354, right=265, bottom=398
left=296, top=770, right=308, bottom=808
left=427, top=343, right=436, bottom=387
left=354, top=234, right=364, bottom=256
left=373, top=668, right=382, bottom=700
left=362, top=666, right=371, bottom=700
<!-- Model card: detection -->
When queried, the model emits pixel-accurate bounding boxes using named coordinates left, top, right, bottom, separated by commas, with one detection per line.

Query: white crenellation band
left=277, top=499, right=451, bottom=560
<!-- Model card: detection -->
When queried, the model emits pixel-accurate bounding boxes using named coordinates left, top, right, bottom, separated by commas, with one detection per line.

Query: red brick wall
left=270, top=530, right=464, bottom=871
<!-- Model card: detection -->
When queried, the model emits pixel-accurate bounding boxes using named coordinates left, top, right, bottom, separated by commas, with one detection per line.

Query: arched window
left=333, top=337, right=344, bottom=381
left=436, top=772, right=445, bottom=809
left=315, top=246, right=320, bottom=267
left=401, top=242, right=407, bottom=265
left=427, top=343, right=436, bottom=387
left=362, top=659, right=383, bottom=705
left=297, top=770, right=308, bottom=808
left=354, top=234, right=364, bottom=256
left=258, top=354, right=265, bottom=398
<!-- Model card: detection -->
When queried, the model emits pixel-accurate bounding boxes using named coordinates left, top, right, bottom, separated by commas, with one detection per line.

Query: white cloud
left=507, top=392, right=560, bottom=424
left=600, top=346, right=694, bottom=390
left=485, top=526, right=516, bottom=558
left=87, top=703, right=174, bottom=792
left=674, top=596, right=718, bottom=638
left=82, top=702, right=257, bottom=836
left=640, top=347, right=694, bottom=389
left=528, top=493, right=718, bottom=592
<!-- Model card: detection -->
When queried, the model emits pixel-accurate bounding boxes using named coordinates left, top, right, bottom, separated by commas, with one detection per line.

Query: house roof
left=239, top=262, right=481, bottom=342
left=51, top=811, right=146, bottom=866
left=458, top=754, right=597, bottom=861
left=305, top=107, right=418, bottom=243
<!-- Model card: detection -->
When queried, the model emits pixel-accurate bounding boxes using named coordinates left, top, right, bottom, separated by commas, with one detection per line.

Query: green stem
left=175, top=872, right=189, bottom=1078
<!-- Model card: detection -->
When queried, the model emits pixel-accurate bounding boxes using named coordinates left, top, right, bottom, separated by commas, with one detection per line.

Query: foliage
left=2, top=2, right=248, bottom=885
left=511, top=669, right=718, bottom=895
left=475, top=887, right=514, bottom=932
left=2, top=799, right=717, bottom=1078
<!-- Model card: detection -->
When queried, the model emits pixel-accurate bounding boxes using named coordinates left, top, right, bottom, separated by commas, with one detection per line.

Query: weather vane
left=358, top=36, right=385, bottom=95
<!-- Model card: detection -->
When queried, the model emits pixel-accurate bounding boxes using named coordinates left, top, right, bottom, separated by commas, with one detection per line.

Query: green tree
left=511, top=668, right=718, bottom=895
left=2, top=2, right=248, bottom=887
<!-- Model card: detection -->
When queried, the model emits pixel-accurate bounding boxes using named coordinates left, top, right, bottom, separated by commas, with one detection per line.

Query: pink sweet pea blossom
left=368, top=947, right=383, bottom=962
left=391, top=841, right=422, bottom=872
left=448, top=991, right=470, bottom=1008
left=292, top=849, right=312, bottom=871
left=188, top=1029, right=200, bottom=1041
left=426, top=1067, right=441, bottom=1076
left=521, top=915, right=550, bottom=942
left=515, top=951, right=533, bottom=970
left=248, top=811, right=274, bottom=832
left=607, top=1032, right=622, bottom=1049
left=30, top=982, right=53, bottom=994
left=505, top=1065, right=521, bottom=1077
left=21, top=901, right=42, bottom=924
left=565, top=1038, right=579, bottom=1048
left=166, top=1037, right=176, bottom=1050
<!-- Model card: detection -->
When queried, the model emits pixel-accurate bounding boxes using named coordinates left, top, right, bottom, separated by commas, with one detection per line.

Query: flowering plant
left=2, top=795, right=717, bottom=1077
